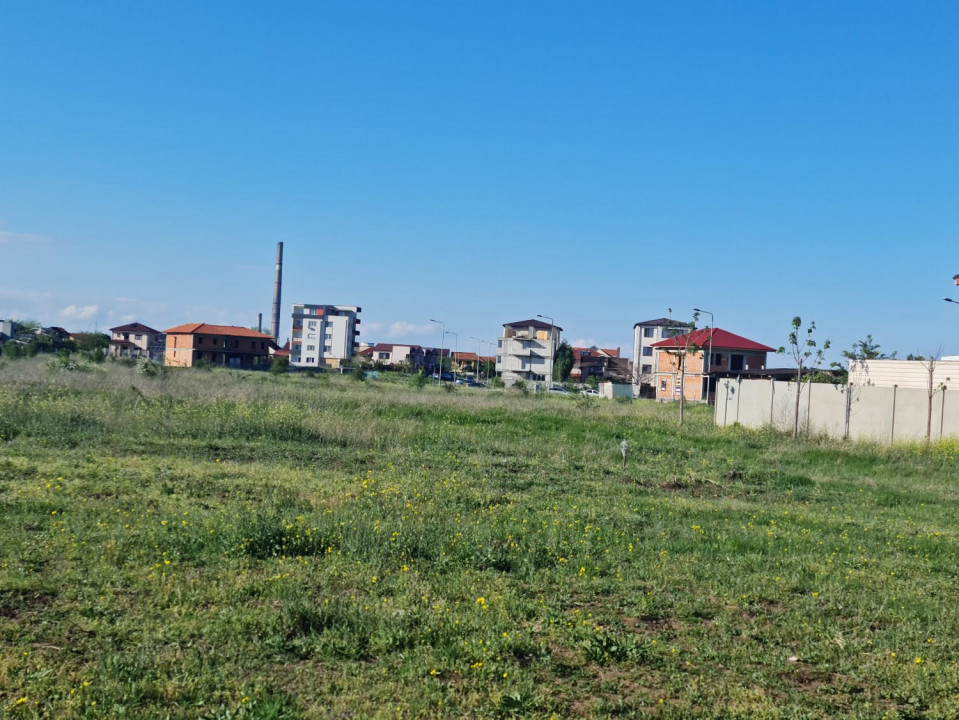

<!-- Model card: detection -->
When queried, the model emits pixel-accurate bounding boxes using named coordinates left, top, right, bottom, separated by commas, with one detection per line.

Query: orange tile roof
left=164, top=323, right=274, bottom=339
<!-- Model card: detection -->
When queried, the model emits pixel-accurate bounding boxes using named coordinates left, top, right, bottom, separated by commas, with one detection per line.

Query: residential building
left=290, top=304, right=361, bottom=369
left=632, top=318, right=693, bottom=397
left=652, top=328, right=774, bottom=403
left=164, top=323, right=273, bottom=369
left=570, top=346, right=631, bottom=384
left=359, top=343, right=428, bottom=371
left=495, top=319, right=563, bottom=385
left=108, top=322, right=164, bottom=361
left=0, top=320, right=13, bottom=344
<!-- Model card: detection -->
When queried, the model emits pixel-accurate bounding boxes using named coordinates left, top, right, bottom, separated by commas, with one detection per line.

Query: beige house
left=109, top=322, right=163, bottom=361
left=495, top=319, right=563, bottom=385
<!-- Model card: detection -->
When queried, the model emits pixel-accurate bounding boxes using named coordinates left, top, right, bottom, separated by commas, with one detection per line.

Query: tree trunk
left=793, top=361, right=802, bottom=440
left=679, top=355, right=685, bottom=426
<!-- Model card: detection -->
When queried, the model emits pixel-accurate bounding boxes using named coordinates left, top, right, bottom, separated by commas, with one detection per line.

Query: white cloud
left=60, top=304, right=99, bottom=320
left=570, top=338, right=596, bottom=348
left=0, top=231, right=47, bottom=245
left=388, top=321, right=435, bottom=338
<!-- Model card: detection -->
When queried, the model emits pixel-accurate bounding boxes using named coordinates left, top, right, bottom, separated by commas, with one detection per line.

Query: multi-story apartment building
left=108, top=322, right=164, bottom=362
left=290, top=304, right=360, bottom=369
left=631, top=318, right=692, bottom=397
left=164, top=323, right=273, bottom=369
left=495, top=318, right=563, bottom=385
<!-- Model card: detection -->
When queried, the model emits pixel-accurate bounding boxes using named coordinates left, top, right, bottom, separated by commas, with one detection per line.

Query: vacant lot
left=1, top=358, right=958, bottom=719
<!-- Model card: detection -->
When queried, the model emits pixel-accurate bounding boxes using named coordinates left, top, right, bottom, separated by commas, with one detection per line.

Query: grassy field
left=1, top=358, right=959, bottom=719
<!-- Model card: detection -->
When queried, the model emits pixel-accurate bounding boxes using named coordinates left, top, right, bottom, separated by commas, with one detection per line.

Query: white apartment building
left=290, top=303, right=361, bottom=369
left=495, top=318, right=563, bottom=385
left=631, top=317, right=691, bottom=396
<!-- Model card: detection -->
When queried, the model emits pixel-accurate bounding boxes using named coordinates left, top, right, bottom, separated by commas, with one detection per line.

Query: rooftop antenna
left=271, top=242, right=283, bottom=342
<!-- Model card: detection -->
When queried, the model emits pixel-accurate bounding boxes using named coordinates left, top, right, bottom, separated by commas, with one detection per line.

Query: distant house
left=570, top=346, right=631, bottom=384
left=495, top=319, right=563, bottom=385
left=0, top=320, right=13, bottom=344
left=164, top=323, right=273, bottom=369
left=652, top=328, right=774, bottom=403
left=359, top=343, right=428, bottom=370
left=632, top=318, right=694, bottom=397
left=109, top=322, right=164, bottom=362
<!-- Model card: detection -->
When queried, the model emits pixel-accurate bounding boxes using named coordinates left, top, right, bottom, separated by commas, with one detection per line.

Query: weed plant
left=1, top=358, right=959, bottom=718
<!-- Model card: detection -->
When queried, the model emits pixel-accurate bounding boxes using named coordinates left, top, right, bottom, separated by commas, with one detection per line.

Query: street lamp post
left=536, top=314, right=555, bottom=389
left=485, top=340, right=497, bottom=383
left=692, top=307, right=714, bottom=402
left=944, top=298, right=959, bottom=306
left=429, top=319, right=444, bottom=383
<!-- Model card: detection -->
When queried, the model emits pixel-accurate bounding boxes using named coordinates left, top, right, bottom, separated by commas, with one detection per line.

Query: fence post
left=723, top=380, right=730, bottom=426
left=737, top=377, right=742, bottom=423
left=940, top=389, right=946, bottom=440
left=806, top=381, right=812, bottom=436
left=769, top=379, right=775, bottom=427
left=890, top=385, right=897, bottom=444
left=844, top=383, right=852, bottom=439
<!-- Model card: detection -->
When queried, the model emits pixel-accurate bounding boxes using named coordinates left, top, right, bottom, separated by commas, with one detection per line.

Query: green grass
left=2, top=358, right=959, bottom=718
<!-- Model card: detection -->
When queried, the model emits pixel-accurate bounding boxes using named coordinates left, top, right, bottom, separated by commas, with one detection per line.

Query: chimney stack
left=271, top=242, right=283, bottom=343
left=257, top=313, right=263, bottom=334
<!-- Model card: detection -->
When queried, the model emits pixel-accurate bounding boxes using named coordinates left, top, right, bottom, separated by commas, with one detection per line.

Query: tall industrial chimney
left=271, top=242, right=283, bottom=343
left=257, top=313, right=263, bottom=334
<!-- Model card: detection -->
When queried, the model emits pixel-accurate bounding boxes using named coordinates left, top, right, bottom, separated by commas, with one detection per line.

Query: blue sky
left=2, top=2, right=958, bottom=361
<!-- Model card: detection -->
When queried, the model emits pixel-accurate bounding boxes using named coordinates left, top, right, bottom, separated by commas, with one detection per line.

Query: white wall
left=715, top=377, right=959, bottom=443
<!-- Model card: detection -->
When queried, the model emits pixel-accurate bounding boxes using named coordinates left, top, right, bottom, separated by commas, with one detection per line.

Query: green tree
left=777, top=317, right=830, bottom=439
left=842, top=335, right=894, bottom=362
left=73, top=332, right=110, bottom=352
left=270, top=356, right=290, bottom=375
left=552, top=341, right=574, bottom=381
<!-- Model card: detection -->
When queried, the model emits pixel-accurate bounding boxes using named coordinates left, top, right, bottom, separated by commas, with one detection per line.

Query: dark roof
left=110, top=322, right=159, bottom=334
left=503, top=319, right=564, bottom=331
left=633, top=318, right=695, bottom=329
left=652, top=328, right=775, bottom=353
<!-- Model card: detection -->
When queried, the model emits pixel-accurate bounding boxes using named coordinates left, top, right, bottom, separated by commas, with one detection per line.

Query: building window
left=307, top=333, right=316, bottom=339
left=641, top=364, right=652, bottom=374
left=730, top=354, right=744, bottom=371
left=260, top=342, right=265, bottom=350
left=235, top=340, right=240, bottom=348
left=712, top=353, right=723, bottom=366
left=198, top=337, right=204, bottom=344
left=307, top=357, right=315, bottom=363
left=643, top=328, right=654, bottom=338
left=292, top=356, right=300, bottom=363
left=134, top=334, right=142, bottom=340
left=308, top=321, right=317, bottom=330
left=660, top=379, right=667, bottom=392
left=642, top=347, right=653, bottom=357
left=306, top=345, right=315, bottom=351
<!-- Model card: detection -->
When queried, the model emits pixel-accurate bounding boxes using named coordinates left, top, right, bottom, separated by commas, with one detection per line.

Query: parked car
left=430, top=372, right=455, bottom=381
left=547, top=385, right=570, bottom=395
left=580, top=388, right=600, bottom=397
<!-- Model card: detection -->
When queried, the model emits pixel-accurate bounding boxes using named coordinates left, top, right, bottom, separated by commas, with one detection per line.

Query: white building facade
left=290, top=304, right=361, bottom=369
left=495, top=319, right=563, bottom=385
left=631, top=317, right=691, bottom=397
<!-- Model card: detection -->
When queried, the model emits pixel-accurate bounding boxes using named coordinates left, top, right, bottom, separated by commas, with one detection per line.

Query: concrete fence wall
left=714, top=378, right=959, bottom=442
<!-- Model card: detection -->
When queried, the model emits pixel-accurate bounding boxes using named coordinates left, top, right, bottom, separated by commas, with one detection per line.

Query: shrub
left=409, top=371, right=428, bottom=389
left=193, top=358, right=214, bottom=371
left=489, top=376, right=504, bottom=389
left=270, top=356, right=290, bottom=375
left=350, top=365, right=366, bottom=382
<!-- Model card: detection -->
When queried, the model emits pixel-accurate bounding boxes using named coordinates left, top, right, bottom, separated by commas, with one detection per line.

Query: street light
left=944, top=298, right=959, bottom=305
left=429, top=319, right=444, bottom=383
left=692, top=307, right=714, bottom=402
left=536, top=314, right=555, bottom=388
